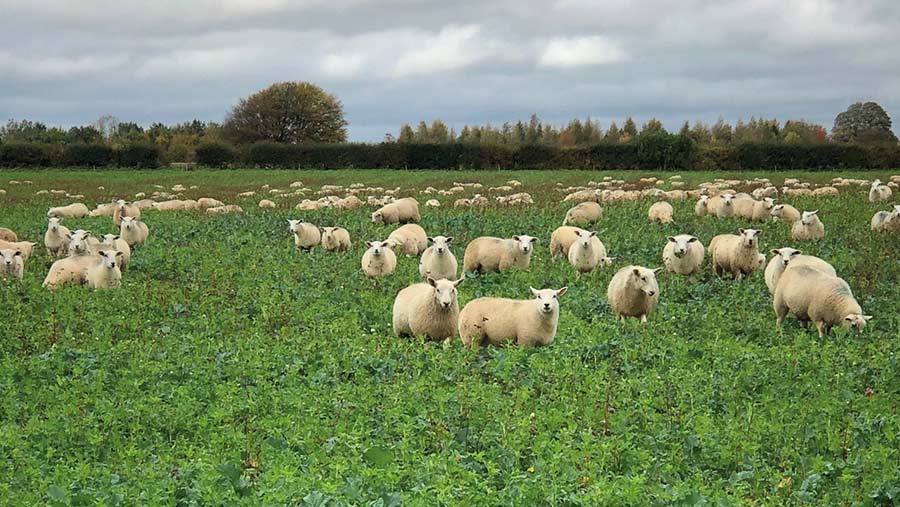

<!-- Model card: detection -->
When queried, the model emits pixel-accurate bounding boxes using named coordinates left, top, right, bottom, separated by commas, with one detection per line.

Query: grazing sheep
left=549, top=226, right=585, bottom=261
left=387, top=224, right=427, bottom=256
left=0, top=249, right=24, bottom=280
left=361, top=240, right=397, bottom=278
left=567, top=230, right=611, bottom=273
left=392, top=277, right=464, bottom=341
left=709, top=229, right=762, bottom=280
left=320, top=227, right=351, bottom=252
left=771, top=204, right=801, bottom=223
left=750, top=198, right=776, bottom=221
left=774, top=266, right=870, bottom=337
left=463, top=235, right=537, bottom=274
left=812, top=186, right=839, bottom=198
left=425, top=199, right=440, bottom=207
left=419, top=236, right=458, bottom=280
left=791, top=210, right=825, bottom=241
left=258, top=199, right=277, bottom=209
left=99, top=234, right=132, bottom=271
left=694, top=195, right=710, bottom=217
left=288, top=220, right=321, bottom=250
left=458, top=287, right=567, bottom=347
left=0, top=227, right=16, bottom=242
left=662, top=235, right=705, bottom=276
left=870, top=205, right=900, bottom=231
left=607, top=266, right=661, bottom=323
left=47, top=203, right=89, bottom=219
left=0, top=240, right=37, bottom=262
left=563, top=202, right=602, bottom=226
left=119, top=217, right=149, bottom=247
left=66, top=230, right=100, bottom=257
left=648, top=201, right=675, bottom=224
left=764, top=248, right=836, bottom=294
left=43, top=254, right=97, bottom=289
left=869, top=180, right=892, bottom=202
left=86, top=250, right=123, bottom=289
left=709, top=194, right=735, bottom=218
left=371, top=197, right=420, bottom=224
left=113, top=200, right=141, bottom=226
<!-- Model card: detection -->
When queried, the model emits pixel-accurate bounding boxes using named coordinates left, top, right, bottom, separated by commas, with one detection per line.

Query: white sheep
left=0, top=240, right=37, bottom=262
left=392, top=277, right=464, bottom=341
left=288, top=220, right=321, bottom=250
left=387, top=224, right=427, bottom=256
left=662, top=234, right=705, bottom=276
left=259, top=199, right=276, bottom=209
left=86, top=250, right=123, bottom=289
left=567, top=230, right=611, bottom=273
left=694, top=195, right=710, bottom=217
left=750, top=198, right=775, bottom=221
left=320, top=227, right=351, bottom=252
left=90, top=203, right=118, bottom=217
left=361, top=240, right=397, bottom=278
left=44, top=217, right=71, bottom=257
left=113, top=200, right=141, bottom=226
left=425, top=199, right=441, bottom=207
left=870, top=205, right=900, bottom=232
left=197, top=197, right=225, bottom=210
left=709, top=194, right=735, bottom=218
left=549, top=226, right=585, bottom=261
left=458, top=287, right=567, bottom=347
left=563, top=201, right=602, bottom=226
left=607, top=266, right=661, bottom=322
left=99, top=234, right=132, bottom=271
left=764, top=248, right=836, bottom=294
left=47, top=203, right=89, bottom=218
left=770, top=204, right=801, bottom=223
left=869, top=179, right=892, bottom=202
left=67, top=230, right=101, bottom=257
left=419, top=236, right=458, bottom=280
left=791, top=210, right=825, bottom=241
left=0, top=248, right=24, bottom=280
left=774, top=266, right=870, bottom=337
left=372, top=197, right=420, bottom=224
left=463, top=235, right=537, bottom=274
left=708, top=228, right=762, bottom=280
left=648, top=201, right=674, bottom=224
left=43, top=254, right=97, bottom=289
left=119, top=217, right=149, bottom=247
left=0, top=228, right=15, bottom=242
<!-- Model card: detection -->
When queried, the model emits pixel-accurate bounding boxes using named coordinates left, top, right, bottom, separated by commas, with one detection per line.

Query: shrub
left=196, top=142, right=238, bottom=168
left=117, top=143, right=160, bottom=168
left=0, top=142, right=55, bottom=167
left=60, top=144, right=114, bottom=167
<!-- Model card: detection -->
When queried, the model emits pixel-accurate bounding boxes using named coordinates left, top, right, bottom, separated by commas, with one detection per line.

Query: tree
left=604, top=122, right=621, bottom=144
left=623, top=117, right=638, bottom=138
left=414, top=121, right=430, bottom=143
left=223, top=81, right=347, bottom=144
left=832, top=101, right=896, bottom=143
left=711, top=117, right=733, bottom=144
left=67, top=125, right=103, bottom=144
left=398, top=124, right=415, bottom=143
left=93, top=115, right=120, bottom=140
left=640, top=118, right=665, bottom=136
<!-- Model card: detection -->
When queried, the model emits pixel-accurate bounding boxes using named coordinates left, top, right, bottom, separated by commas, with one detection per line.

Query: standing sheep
left=607, top=266, right=661, bottom=323
left=392, top=277, right=464, bottom=341
left=694, top=195, right=710, bottom=217
left=44, top=218, right=71, bottom=257
left=47, top=203, right=89, bottom=219
left=86, top=250, right=123, bottom=289
left=387, top=224, right=427, bottom=256
left=791, top=210, right=825, bottom=241
left=764, top=247, right=836, bottom=294
left=288, top=220, right=321, bottom=250
left=0, top=227, right=17, bottom=242
left=320, top=227, right=351, bottom=252
left=567, top=230, right=611, bottom=273
left=119, top=217, right=149, bottom=247
left=463, top=235, right=537, bottom=274
left=458, top=287, right=567, bottom=347
left=0, top=249, right=24, bottom=280
left=774, top=266, right=871, bottom=337
left=371, top=197, right=420, bottom=224
left=770, top=204, right=801, bottom=223
left=361, top=240, right=397, bottom=278
left=419, top=236, right=458, bottom=280
left=113, top=200, right=141, bottom=226
left=549, top=226, right=585, bottom=261
left=708, top=229, right=762, bottom=280
left=648, top=202, right=675, bottom=224
left=662, top=235, right=705, bottom=276
left=869, top=180, right=892, bottom=202
left=563, top=202, right=602, bottom=226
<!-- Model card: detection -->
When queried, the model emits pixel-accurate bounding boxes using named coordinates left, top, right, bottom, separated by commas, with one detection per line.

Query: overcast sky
left=2, top=0, right=899, bottom=141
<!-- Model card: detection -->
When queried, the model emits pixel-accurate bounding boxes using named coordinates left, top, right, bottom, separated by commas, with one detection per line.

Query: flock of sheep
left=1, top=173, right=898, bottom=344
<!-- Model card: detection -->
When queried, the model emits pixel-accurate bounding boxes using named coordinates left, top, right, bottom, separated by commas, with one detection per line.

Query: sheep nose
left=441, top=302, right=450, bottom=309
left=437, top=248, right=444, bottom=253
left=647, top=290, right=656, bottom=296
left=543, top=303, right=551, bottom=310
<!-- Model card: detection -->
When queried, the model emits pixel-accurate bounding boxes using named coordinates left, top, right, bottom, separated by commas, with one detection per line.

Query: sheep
left=549, top=226, right=585, bottom=261
left=563, top=189, right=602, bottom=203
left=153, top=200, right=197, bottom=212
left=99, top=234, right=132, bottom=271
left=458, top=287, right=567, bottom=347
left=567, top=230, right=611, bottom=273
left=43, top=254, right=97, bottom=289
left=206, top=205, right=244, bottom=214
left=113, top=200, right=141, bottom=225
left=419, top=236, right=458, bottom=280
left=662, top=235, right=705, bottom=276
left=750, top=198, right=776, bottom=221
left=694, top=195, right=710, bottom=217
left=392, top=277, right=464, bottom=341
left=387, top=224, right=427, bottom=256
left=648, top=201, right=674, bottom=224
left=463, top=235, right=537, bottom=274
left=361, top=240, right=397, bottom=278
left=288, top=220, right=321, bottom=250
left=709, top=194, right=735, bottom=218
left=812, top=186, right=839, bottom=198
left=47, top=203, right=89, bottom=218
left=869, top=180, right=892, bottom=202
left=90, top=203, right=118, bottom=217
left=320, top=227, right=351, bottom=252
left=606, top=266, right=661, bottom=323
left=708, top=228, right=762, bottom=280
left=0, top=227, right=16, bottom=242
left=871, top=205, right=900, bottom=231
left=134, top=199, right=157, bottom=209
left=371, top=197, right=420, bottom=225
left=563, top=201, right=603, bottom=226
left=732, top=196, right=759, bottom=219
left=65, top=230, right=100, bottom=257
left=119, top=217, right=149, bottom=247
left=425, top=199, right=440, bottom=207
left=791, top=210, right=825, bottom=241
left=86, top=250, right=123, bottom=289
left=42, top=218, right=72, bottom=257
left=0, top=249, right=24, bottom=280
left=197, top=197, right=224, bottom=210
left=336, top=196, right=362, bottom=210
left=764, top=248, right=836, bottom=294
left=770, top=204, right=801, bottom=223
left=774, top=266, right=871, bottom=337
left=0, top=240, right=37, bottom=262
left=259, top=199, right=277, bottom=209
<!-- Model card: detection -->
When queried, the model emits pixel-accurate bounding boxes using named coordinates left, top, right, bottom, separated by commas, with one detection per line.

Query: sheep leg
left=640, top=314, right=648, bottom=324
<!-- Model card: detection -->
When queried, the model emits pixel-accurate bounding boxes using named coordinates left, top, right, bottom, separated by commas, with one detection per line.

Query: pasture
left=1, top=169, right=899, bottom=506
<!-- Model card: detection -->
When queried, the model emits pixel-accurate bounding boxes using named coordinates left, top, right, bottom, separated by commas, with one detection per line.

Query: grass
left=0, top=169, right=899, bottom=506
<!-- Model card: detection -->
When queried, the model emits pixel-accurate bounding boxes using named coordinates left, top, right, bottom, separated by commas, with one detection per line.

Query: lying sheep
left=419, top=236, right=458, bottom=280
left=0, top=227, right=14, bottom=242
left=361, top=240, right=397, bottom=278
left=86, top=250, right=123, bottom=289
left=288, top=220, right=321, bottom=250
left=458, top=287, right=567, bottom=347
left=750, top=198, right=775, bottom=221
left=43, top=254, right=97, bottom=289
left=133, top=199, right=156, bottom=209
left=791, top=210, right=825, bottom=241
left=607, top=266, right=661, bottom=323
left=764, top=248, right=836, bottom=294
left=320, top=227, right=351, bottom=252
left=869, top=180, right=892, bottom=202
left=206, top=205, right=244, bottom=214
left=709, top=229, right=762, bottom=280
left=48, top=203, right=89, bottom=219
left=258, top=199, right=277, bottom=209
left=336, top=196, right=362, bottom=210
left=870, top=205, right=900, bottom=232
left=709, top=194, right=735, bottom=218
left=387, top=224, right=427, bottom=256
left=463, top=235, right=537, bottom=274
left=648, top=201, right=674, bottom=224
left=567, top=230, right=611, bottom=273
left=372, top=197, right=420, bottom=225
left=0, top=240, right=37, bottom=262
left=662, top=235, right=705, bottom=276
left=90, top=203, right=118, bottom=217
left=774, top=266, right=871, bottom=337
left=66, top=230, right=100, bottom=257
left=119, top=217, right=149, bottom=247
left=694, top=195, right=710, bottom=217
left=770, top=204, right=801, bottom=223
left=99, top=234, right=132, bottom=271
left=113, top=200, right=141, bottom=226
left=563, top=202, right=603, bottom=226
left=549, top=226, right=584, bottom=261
left=732, top=196, right=758, bottom=219
left=392, top=277, right=464, bottom=341
left=425, top=199, right=440, bottom=207
left=0, top=248, right=24, bottom=280
left=197, top=197, right=224, bottom=210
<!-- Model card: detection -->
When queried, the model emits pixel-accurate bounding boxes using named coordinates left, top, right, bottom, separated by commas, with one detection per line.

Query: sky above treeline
left=2, top=0, right=899, bottom=141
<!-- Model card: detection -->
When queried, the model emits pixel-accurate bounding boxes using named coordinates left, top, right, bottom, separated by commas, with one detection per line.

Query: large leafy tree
left=224, top=82, right=347, bottom=144
left=832, top=101, right=896, bottom=143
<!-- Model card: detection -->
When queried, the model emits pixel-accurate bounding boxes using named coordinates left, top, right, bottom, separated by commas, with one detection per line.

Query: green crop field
left=0, top=169, right=898, bottom=506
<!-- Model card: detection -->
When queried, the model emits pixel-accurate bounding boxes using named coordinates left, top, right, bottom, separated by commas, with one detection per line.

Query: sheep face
left=771, top=247, right=801, bottom=268
left=721, top=194, right=735, bottom=206
left=800, top=210, right=819, bottom=225
left=1, top=249, right=22, bottom=274
left=762, top=197, right=775, bottom=209
left=770, top=205, right=785, bottom=217
left=530, top=287, right=567, bottom=315
left=698, top=195, right=709, bottom=207
left=666, top=235, right=698, bottom=258
left=575, top=231, right=596, bottom=250
left=426, top=277, right=463, bottom=310
left=632, top=267, right=661, bottom=297
left=287, top=220, right=304, bottom=234
left=68, top=230, right=92, bottom=255
left=101, top=234, right=120, bottom=246
left=365, top=240, right=390, bottom=257
left=370, top=211, right=384, bottom=224
left=121, top=217, right=137, bottom=230
left=428, top=236, right=453, bottom=255
left=99, top=250, right=123, bottom=270
left=738, top=228, right=761, bottom=248
left=512, top=235, right=538, bottom=254
left=48, top=217, right=63, bottom=232
left=841, top=314, right=872, bottom=332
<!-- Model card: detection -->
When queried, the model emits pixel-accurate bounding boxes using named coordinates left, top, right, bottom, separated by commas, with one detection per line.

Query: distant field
left=1, top=169, right=898, bottom=506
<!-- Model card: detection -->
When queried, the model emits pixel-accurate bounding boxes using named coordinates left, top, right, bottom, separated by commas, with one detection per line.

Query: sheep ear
left=667, top=236, right=676, bottom=243
left=687, top=237, right=698, bottom=243
left=652, top=268, right=663, bottom=275
left=115, top=251, right=124, bottom=258
left=445, top=236, right=453, bottom=243
left=426, top=237, right=434, bottom=244
left=792, top=250, right=802, bottom=256
left=426, top=277, right=437, bottom=287
left=65, top=232, right=73, bottom=240
left=512, top=235, right=521, bottom=242
left=589, top=231, right=596, bottom=237
left=632, top=268, right=641, bottom=276
left=366, top=241, right=374, bottom=248
left=770, top=249, right=780, bottom=255
left=452, top=278, right=465, bottom=287
left=556, top=287, right=568, bottom=298
left=739, top=228, right=746, bottom=234
left=811, top=209, right=818, bottom=215
left=114, top=235, right=120, bottom=240
left=530, top=237, right=538, bottom=243
left=530, top=287, right=540, bottom=297
left=863, top=315, right=873, bottom=321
